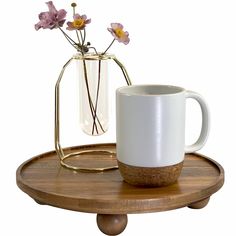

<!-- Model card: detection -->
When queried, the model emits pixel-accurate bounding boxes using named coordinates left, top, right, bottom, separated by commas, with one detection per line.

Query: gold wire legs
left=55, top=54, right=131, bottom=172
left=60, top=150, right=118, bottom=172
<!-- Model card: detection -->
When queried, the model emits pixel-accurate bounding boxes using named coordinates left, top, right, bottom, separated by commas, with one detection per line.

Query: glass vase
left=76, top=53, right=109, bottom=136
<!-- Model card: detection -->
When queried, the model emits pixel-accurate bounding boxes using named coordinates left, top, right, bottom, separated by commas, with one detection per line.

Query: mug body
left=116, top=85, right=186, bottom=186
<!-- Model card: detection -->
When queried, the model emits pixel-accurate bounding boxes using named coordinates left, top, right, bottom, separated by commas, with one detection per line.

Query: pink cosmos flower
left=66, top=14, right=91, bottom=31
left=107, top=23, right=130, bottom=45
left=35, top=1, right=67, bottom=30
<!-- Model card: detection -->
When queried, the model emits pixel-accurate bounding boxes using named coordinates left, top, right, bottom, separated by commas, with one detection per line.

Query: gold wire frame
left=55, top=54, right=132, bottom=172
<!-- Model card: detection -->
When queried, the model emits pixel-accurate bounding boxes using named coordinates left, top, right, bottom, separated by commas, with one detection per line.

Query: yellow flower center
left=114, top=28, right=125, bottom=38
left=73, top=18, right=85, bottom=28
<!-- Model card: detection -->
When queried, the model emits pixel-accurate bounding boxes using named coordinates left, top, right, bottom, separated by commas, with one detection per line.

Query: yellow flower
left=72, top=18, right=85, bottom=29
left=107, top=23, right=130, bottom=45
left=67, top=14, right=91, bottom=31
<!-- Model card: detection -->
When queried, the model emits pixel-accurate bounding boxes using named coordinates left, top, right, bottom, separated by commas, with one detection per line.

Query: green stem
left=79, top=30, right=84, bottom=46
left=91, top=39, right=115, bottom=135
left=82, top=59, right=98, bottom=134
left=76, top=30, right=81, bottom=45
left=82, top=56, right=105, bottom=134
left=92, top=59, right=102, bottom=135
left=61, top=33, right=77, bottom=50
left=103, top=39, right=115, bottom=55
left=58, top=27, right=80, bottom=51
left=83, top=29, right=86, bottom=45
left=88, top=47, right=98, bottom=54
left=58, top=27, right=77, bottom=45
left=59, top=27, right=87, bottom=52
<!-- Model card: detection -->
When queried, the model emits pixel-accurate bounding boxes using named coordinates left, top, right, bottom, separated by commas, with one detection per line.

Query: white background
left=1, top=0, right=235, bottom=235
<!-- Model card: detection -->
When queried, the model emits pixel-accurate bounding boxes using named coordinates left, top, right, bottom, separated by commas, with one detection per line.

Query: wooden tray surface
left=16, top=143, right=224, bottom=214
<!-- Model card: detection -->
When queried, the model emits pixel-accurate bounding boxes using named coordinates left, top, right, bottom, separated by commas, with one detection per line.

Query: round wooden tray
left=16, top=143, right=224, bottom=235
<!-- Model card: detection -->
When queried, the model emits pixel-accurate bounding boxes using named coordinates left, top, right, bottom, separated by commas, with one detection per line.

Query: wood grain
left=16, top=143, right=224, bottom=214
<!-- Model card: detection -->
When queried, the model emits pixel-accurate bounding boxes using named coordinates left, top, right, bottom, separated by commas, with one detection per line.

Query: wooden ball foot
left=188, top=197, right=210, bottom=209
left=97, top=214, right=128, bottom=235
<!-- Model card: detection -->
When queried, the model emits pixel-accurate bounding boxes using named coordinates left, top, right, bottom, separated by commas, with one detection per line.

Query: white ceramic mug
left=116, top=85, right=210, bottom=187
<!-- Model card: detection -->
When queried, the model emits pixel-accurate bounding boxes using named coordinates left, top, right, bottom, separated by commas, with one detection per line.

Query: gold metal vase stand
left=55, top=53, right=131, bottom=172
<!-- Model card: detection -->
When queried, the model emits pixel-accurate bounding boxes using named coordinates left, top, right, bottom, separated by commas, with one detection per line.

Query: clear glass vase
left=75, top=53, right=110, bottom=136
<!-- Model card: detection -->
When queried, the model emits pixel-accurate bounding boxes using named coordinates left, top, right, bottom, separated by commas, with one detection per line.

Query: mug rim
left=116, top=84, right=185, bottom=97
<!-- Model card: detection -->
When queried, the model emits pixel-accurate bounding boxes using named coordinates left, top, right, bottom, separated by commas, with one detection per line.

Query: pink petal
left=58, top=19, right=66, bottom=27
left=46, top=1, right=57, bottom=14
left=38, top=12, right=49, bottom=20
left=124, top=31, right=129, bottom=37
left=57, top=9, right=67, bottom=21
left=120, top=32, right=130, bottom=44
left=73, top=13, right=81, bottom=20
left=107, top=28, right=117, bottom=38
left=107, top=28, right=113, bottom=33
left=85, top=18, right=91, bottom=24
left=111, top=23, right=123, bottom=30
left=123, top=37, right=130, bottom=45
left=35, top=23, right=41, bottom=30
left=66, top=21, right=75, bottom=30
left=81, top=15, right=87, bottom=20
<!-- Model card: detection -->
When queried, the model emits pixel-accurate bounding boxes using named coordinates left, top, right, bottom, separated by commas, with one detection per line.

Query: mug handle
left=185, top=91, right=210, bottom=153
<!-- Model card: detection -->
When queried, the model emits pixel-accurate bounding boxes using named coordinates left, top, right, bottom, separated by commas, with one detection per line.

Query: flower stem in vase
left=92, top=59, right=102, bottom=135
left=82, top=59, right=105, bottom=135
left=82, top=59, right=98, bottom=134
